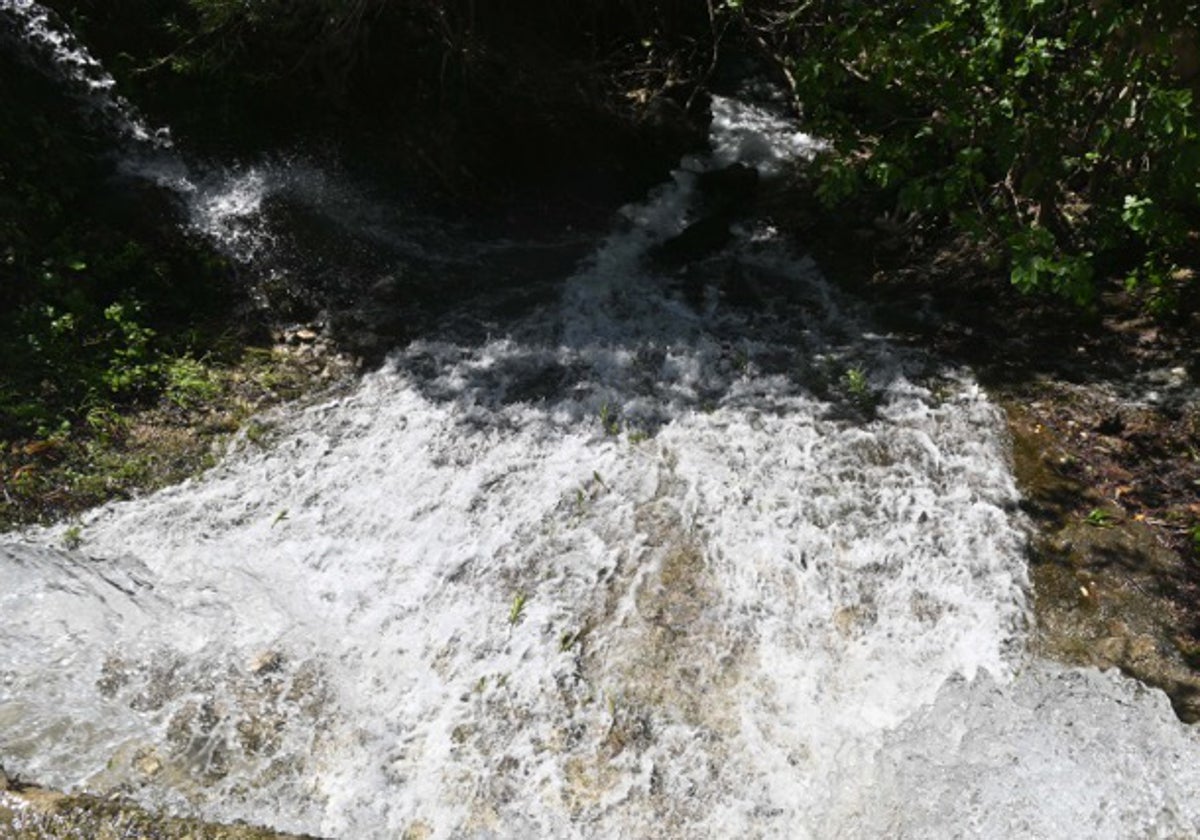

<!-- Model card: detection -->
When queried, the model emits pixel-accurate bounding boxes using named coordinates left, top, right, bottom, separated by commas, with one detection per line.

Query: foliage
left=842, top=366, right=869, bottom=398
left=0, top=342, right=341, bottom=531
left=0, top=46, right=257, bottom=531
left=40, top=0, right=716, bottom=197
left=740, top=0, right=1200, bottom=306
left=0, top=46, right=241, bottom=444
left=164, top=354, right=221, bottom=408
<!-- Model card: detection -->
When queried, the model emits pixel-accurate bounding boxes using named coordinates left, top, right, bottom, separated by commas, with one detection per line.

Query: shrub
left=741, top=0, right=1200, bottom=306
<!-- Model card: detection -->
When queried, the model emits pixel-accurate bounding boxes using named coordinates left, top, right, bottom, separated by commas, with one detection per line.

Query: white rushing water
left=3, top=5, right=1200, bottom=837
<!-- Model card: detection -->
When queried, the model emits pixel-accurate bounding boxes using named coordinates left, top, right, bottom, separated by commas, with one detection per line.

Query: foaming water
left=2, top=67, right=1199, bottom=840
left=124, top=155, right=472, bottom=268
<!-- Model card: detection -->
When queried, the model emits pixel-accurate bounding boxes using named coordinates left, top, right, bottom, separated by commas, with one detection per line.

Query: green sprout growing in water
left=560, top=629, right=582, bottom=652
left=599, top=402, right=621, bottom=436
left=843, top=366, right=869, bottom=399
left=509, top=591, right=528, bottom=626
left=573, top=471, right=609, bottom=519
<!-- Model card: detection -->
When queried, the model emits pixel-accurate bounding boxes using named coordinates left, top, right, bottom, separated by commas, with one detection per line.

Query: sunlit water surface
left=2, top=4, right=1199, bottom=838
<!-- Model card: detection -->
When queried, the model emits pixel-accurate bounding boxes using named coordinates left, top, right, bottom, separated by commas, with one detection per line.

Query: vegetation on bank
left=0, top=46, right=263, bottom=528
left=739, top=0, right=1200, bottom=309
left=0, top=36, right=347, bottom=531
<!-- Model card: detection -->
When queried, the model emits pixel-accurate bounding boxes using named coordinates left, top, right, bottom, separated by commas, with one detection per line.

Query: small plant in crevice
left=164, top=354, right=220, bottom=409
left=1084, top=508, right=1116, bottom=528
left=62, top=524, right=83, bottom=550
left=244, top=420, right=272, bottom=447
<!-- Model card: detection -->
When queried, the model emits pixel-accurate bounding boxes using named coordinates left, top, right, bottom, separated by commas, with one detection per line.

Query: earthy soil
left=785, top=193, right=1200, bottom=721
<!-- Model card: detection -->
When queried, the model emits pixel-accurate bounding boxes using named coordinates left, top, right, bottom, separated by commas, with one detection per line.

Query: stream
left=2, top=3, right=1200, bottom=838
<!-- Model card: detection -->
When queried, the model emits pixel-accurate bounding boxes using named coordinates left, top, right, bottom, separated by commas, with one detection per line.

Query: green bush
left=743, top=0, right=1200, bottom=306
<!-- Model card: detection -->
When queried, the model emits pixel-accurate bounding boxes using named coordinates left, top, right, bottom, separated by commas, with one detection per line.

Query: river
left=2, top=3, right=1199, bottom=837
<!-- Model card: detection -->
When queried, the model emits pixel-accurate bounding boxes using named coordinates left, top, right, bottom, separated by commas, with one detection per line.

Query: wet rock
left=1009, top=402, right=1200, bottom=723
left=639, top=93, right=709, bottom=157
left=1095, top=413, right=1124, bottom=436
left=133, top=748, right=164, bottom=778
left=650, top=163, right=760, bottom=270
left=250, top=650, right=284, bottom=675
left=651, top=213, right=734, bottom=268
left=96, top=655, right=131, bottom=698
left=719, top=264, right=765, bottom=310
left=1145, top=366, right=1189, bottom=389
left=403, top=822, right=434, bottom=840
left=695, top=162, right=759, bottom=215
left=369, top=273, right=403, bottom=302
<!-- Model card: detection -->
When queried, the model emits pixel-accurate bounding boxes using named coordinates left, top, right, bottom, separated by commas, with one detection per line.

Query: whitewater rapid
left=2, top=4, right=1200, bottom=836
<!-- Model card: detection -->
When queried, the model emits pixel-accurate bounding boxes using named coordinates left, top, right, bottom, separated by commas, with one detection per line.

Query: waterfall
left=0, top=0, right=169, bottom=145
left=2, top=4, right=1199, bottom=838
